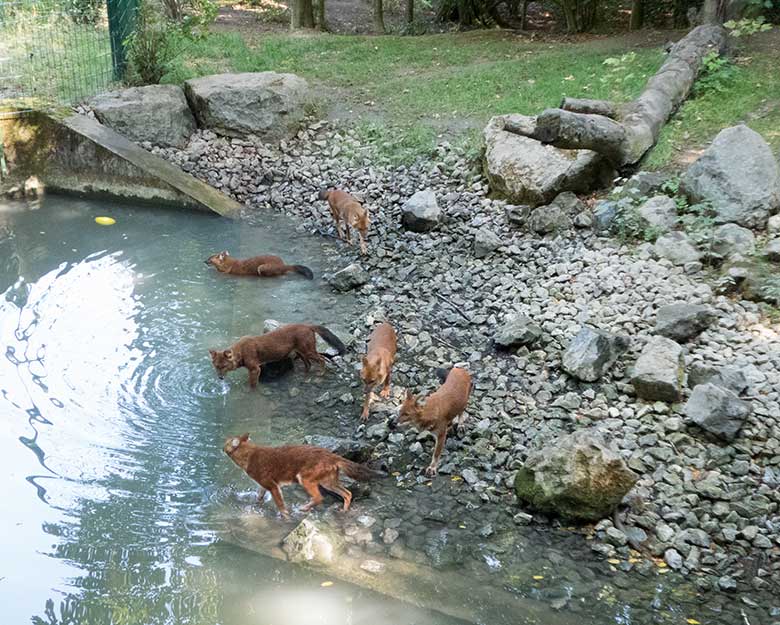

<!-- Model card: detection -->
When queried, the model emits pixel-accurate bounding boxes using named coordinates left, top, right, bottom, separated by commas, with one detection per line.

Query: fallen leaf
left=686, top=619, right=701, bottom=625
left=451, top=476, right=462, bottom=481
left=532, top=575, right=544, bottom=580
left=607, top=559, right=620, bottom=565
left=321, top=581, right=334, bottom=587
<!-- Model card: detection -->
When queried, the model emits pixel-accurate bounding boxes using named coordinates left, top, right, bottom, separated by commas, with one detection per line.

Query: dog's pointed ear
left=239, top=433, right=250, bottom=442
left=208, top=349, right=216, bottom=356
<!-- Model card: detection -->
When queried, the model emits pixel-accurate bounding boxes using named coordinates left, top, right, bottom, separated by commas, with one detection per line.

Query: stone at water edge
left=493, top=313, right=542, bottom=348
left=473, top=228, right=502, bottom=258
left=684, top=383, right=752, bottom=441
left=768, top=214, right=780, bottom=237
left=513, top=429, right=638, bottom=522
left=765, top=238, right=780, bottom=262
left=561, top=326, right=630, bottom=382
left=482, top=114, right=614, bottom=206
left=184, top=72, right=311, bottom=140
left=283, top=518, right=343, bottom=564
left=630, top=336, right=685, bottom=402
left=325, top=263, right=368, bottom=292
left=89, top=85, right=196, bottom=148
left=654, top=303, right=716, bottom=342
left=681, top=124, right=780, bottom=229
left=401, top=190, right=440, bottom=232
left=302, top=435, right=373, bottom=463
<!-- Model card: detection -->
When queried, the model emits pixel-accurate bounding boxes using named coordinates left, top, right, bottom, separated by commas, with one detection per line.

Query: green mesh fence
left=0, top=0, right=137, bottom=106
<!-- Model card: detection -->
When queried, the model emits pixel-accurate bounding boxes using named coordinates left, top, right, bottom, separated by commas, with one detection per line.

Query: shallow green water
left=0, top=195, right=463, bottom=625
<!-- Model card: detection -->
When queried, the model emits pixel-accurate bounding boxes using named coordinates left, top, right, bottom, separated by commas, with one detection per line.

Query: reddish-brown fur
left=209, top=323, right=345, bottom=388
left=206, top=251, right=313, bottom=280
left=223, top=433, right=379, bottom=516
left=318, top=188, right=369, bottom=255
left=360, top=322, right=397, bottom=421
left=398, top=367, right=472, bottom=476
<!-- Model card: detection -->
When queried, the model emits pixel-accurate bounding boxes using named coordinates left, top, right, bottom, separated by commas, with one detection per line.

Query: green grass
left=163, top=28, right=780, bottom=166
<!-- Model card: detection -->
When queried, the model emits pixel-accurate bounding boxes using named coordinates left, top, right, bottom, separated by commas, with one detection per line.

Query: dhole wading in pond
left=398, top=367, right=472, bottom=477
left=209, top=323, right=345, bottom=388
left=205, top=251, right=314, bottom=279
left=318, top=188, right=370, bottom=255
left=359, top=322, right=397, bottom=421
left=223, top=433, right=383, bottom=516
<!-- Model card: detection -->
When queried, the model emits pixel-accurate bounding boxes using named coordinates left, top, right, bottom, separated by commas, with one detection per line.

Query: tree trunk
left=406, top=0, right=414, bottom=23
left=560, top=0, right=578, bottom=32
left=374, top=0, right=386, bottom=32
left=291, top=0, right=315, bottom=28
left=701, top=0, right=726, bottom=24
left=316, top=0, right=326, bottom=29
left=505, top=24, right=728, bottom=167
left=520, top=0, right=529, bottom=29
left=629, top=0, right=643, bottom=30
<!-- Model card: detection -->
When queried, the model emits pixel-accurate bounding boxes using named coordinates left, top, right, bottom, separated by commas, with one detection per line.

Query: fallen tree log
left=506, top=24, right=727, bottom=168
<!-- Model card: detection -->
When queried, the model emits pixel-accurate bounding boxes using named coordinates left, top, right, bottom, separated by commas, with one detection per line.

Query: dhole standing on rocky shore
left=398, top=367, right=472, bottom=476
left=360, top=322, right=397, bottom=421
left=318, top=188, right=369, bottom=255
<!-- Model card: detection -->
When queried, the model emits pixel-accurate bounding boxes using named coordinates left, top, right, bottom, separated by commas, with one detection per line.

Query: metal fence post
left=107, top=0, right=138, bottom=80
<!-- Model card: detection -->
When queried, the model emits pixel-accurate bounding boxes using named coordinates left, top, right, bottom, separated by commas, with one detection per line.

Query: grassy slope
left=164, top=29, right=780, bottom=167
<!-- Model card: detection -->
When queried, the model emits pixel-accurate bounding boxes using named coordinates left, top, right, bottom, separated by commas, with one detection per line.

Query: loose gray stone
left=325, top=263, right=368, bottom=292
left=711, top=223, right=755, bottom=258
left=654, top=231, right=701, bottom=265
left=505, top=204, right=531, bottom=226
left=561, top=326, right=630, bottom=382
left=528, top=203, right=571, bottom=234
left=664, top=548, right=683, bottom=570
left=768, top=214, right=780, bottom=236
left=682, top=125, right=780, bottom=228
left=592, top=199, right=619, bottom=234
left=638, top=195, right=677, bottom=231
left=302, top=435, right=373, bottom=463
left=765, top=238, right=780, bottom=262
left=90, top=85, right=196, bottom=148
left=473, top=228, right=502, bottom=258
left=494, top=313, right=542, bottom=348
left=631, top=336, right=685, bottom=402
left=622, top=171, right=670, bottom=198
left=401, top=190, right=440, bottom=232
left=685, top=383, right=752, bottom=440
left=654, top=303, right=716, bottom=342
left=687, top=363, right=749, bottom=395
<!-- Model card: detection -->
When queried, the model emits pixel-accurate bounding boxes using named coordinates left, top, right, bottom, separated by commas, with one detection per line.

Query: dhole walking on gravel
left=359, top=322, right=397, bottom=421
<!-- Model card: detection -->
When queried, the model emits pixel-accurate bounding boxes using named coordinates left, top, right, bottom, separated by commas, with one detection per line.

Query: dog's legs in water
left=321, top=473, right=352, bottom=511
left=267, top=484, right=289, bottom=518
left=247, top=365, right=261, bottom=388
left=299, top=478, right=324, bottom=512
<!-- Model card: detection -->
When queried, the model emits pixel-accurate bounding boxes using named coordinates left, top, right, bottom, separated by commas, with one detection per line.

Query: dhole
left=206, top=251, right=313, bottom=280
left=209, top=323, right=345, bottom=388
left=360, top=322, right=397, bottom=421
left=398, top=367, right=472, bottom=476
left=318, top=188, right=369, bottom=255
left=223, top=433, right=381, bottom=516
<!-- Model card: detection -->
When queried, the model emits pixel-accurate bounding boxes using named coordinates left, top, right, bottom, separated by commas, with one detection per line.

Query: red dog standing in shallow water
left=398, top=367, right=472, bottom=477
left=223, top=433, right=382, bottom=516
left=206, top=251, right=314, bottom=280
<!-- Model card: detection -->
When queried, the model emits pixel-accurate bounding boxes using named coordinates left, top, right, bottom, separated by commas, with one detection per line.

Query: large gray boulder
left=654, top=303, right=716, bottom=342
left=685, top=383, right=752, bottom=440
left=89, top=85, right=195, bottom=148
left=681, top=125, right=780, bottom=228
left=283, top=519, right=343, bottom=564
left=638, top=195, right=677, bottom=232
left=561, top=326, right=630, bottom=382
left=483, top=114, right=614, bottom=206
left=631, top=336, right=685, bottom=402
left=325, top=263, right=368, bottom=292
left=473, top=228, right=502, bottom=258
left=494, top=313, right=542, bottom=348
left=687, top=363, right=749, bottom=395
left=711, top=223, right=755, bottom=259
left=401, top=190, right=440, bottom=232
left=514, top=429, right=638, bottom=521
left=654, top=231, right=701, bottom=265
left=184, top=72, right=310, bottom=140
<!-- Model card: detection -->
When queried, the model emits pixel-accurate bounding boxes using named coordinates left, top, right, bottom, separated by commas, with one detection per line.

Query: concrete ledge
left=1, top=109, right=241, bottom=217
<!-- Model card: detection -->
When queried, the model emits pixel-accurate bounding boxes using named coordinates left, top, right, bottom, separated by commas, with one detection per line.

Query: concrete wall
left=0, top=108, right=240, bottom=218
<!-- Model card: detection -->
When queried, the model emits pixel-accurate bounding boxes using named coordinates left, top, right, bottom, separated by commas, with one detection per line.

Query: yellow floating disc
left=95, top=216, right=116, bottom=226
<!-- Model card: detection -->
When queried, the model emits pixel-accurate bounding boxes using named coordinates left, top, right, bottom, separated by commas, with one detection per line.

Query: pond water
left=0, top=195, right=768, bottom=625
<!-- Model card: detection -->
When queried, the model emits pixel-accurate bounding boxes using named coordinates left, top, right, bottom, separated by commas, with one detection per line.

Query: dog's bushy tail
left=339, top=459, right=385, bottom=481
left=291, top=265, right=314, bottom=280
left=313, top=325, right=346, bottom=355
